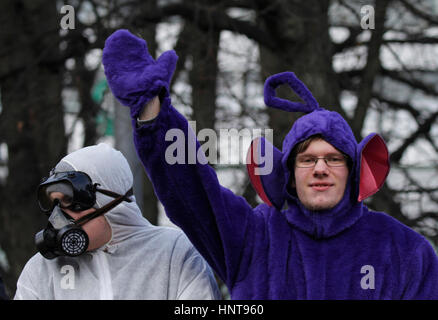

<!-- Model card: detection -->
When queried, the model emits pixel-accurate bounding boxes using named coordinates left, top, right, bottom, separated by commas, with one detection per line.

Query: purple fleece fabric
left=103, top=29, right=438, bottom=299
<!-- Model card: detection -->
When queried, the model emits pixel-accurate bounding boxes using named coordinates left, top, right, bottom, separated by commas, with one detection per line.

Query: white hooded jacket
left=14, top=143, right=220, bottom=300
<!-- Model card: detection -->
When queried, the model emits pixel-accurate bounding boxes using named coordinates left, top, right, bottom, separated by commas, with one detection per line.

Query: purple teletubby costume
left=103, top=29, right=438, bottom=299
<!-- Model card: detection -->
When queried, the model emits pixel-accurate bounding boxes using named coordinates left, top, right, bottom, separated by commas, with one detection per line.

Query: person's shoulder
left=18, top=252, right=57, bottom=282
left=253, top=202, right=281, bottom=218
left=150, top=226, right=203, bottom=262
left=365, top=209, right=429, bottom=246
left=366, top=209, right=413, bottom=230
left=152, top=224, right=184, bottom=237
left=145, top=225, right=190, bottom=248
left=23, top=252, right=48, bottom=269
left=251, top=203, right=289, bottom=227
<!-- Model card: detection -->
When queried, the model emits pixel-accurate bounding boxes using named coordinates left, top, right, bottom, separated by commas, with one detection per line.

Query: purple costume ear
left=264, top=71, right=320, bottom=113
left=357, top=134, right=390, bottom=201
left=246, top=137, right=285, bottom=209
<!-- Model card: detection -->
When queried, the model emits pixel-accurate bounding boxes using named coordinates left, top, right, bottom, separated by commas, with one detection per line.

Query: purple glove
left=102, top=29, right=178, bottom=119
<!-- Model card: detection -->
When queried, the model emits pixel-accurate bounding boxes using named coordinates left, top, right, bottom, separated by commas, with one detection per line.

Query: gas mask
left=35, top=170, right=133, bottom=259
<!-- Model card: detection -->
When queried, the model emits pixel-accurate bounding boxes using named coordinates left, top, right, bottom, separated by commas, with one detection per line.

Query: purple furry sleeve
left=132, top=96, right=256, bottom=287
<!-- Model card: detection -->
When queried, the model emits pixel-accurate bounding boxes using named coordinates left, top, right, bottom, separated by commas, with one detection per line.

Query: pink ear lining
left=246, top=138, right=273, bottom=206
left=358, top=135, right=390, bottom=202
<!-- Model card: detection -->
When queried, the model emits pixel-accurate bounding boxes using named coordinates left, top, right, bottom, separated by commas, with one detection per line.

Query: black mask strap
left=74, top=188, right=133, bottom=227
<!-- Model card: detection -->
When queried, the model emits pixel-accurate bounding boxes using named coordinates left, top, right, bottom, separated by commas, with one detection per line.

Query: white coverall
left=14, top=143, right=221, bottom=300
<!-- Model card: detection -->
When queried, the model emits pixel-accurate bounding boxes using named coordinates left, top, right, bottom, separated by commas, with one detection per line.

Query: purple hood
left=247, top=72, right=390, bottom=238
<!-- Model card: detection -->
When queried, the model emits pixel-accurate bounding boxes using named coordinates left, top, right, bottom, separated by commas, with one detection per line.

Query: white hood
left=54, top=143, right=151, bottom=248
left=14, top=143, right=220, bottom=300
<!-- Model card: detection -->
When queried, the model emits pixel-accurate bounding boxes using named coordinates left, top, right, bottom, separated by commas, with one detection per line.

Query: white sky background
left=57, top=3, right=438, bottom=226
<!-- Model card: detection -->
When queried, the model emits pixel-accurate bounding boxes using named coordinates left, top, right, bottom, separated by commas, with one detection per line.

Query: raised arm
left=102, top=29, right=259, bottom=287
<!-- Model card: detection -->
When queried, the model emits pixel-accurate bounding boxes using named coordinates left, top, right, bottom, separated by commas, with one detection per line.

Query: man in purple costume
left=102, top=29, right=438, bottom=299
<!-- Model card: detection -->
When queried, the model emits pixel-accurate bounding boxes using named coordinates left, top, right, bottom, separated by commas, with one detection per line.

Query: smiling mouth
left=309, top=183, right=334, bottom=191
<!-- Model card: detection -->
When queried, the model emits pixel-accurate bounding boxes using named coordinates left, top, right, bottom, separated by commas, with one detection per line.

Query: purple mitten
left=102, top=29, right=178, bottom=119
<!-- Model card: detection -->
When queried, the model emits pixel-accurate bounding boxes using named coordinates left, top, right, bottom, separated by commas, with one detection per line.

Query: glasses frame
left=295, top=154, right=348, bottom=168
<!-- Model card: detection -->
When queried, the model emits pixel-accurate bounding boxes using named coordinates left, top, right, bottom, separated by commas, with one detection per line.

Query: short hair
left=287, top=134, right=324, bottom=171
left=287, top=134, right=352, bottom=173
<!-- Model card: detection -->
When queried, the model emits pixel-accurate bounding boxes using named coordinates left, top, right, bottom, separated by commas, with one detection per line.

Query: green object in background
left=105, top=116, right=114, bottom=136
left=96, top=111, right=114, bottom=136
left=93, top=79, right=113, bottom=136
left=92, top=79, right=108, bottom=104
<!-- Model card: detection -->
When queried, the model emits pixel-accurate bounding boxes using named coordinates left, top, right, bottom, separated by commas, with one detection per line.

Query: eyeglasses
left=295, top=154, right=347, bottom=168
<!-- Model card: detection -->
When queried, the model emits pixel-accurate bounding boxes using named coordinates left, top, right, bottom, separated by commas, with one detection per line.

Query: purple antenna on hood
left=264, top=71, right=320, bottom=113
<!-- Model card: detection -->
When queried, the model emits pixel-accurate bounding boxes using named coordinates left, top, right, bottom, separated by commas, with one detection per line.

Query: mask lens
left=38, top=182, right=74, bottom=212
left=37, top=171, right=96, bottom=213
left=37, top=186, right=54, bottom=212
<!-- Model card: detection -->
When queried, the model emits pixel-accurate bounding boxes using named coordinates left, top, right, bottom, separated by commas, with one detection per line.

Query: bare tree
left=0, top=0, right=67, bottom=295
left=1, top=0, right=438, bottom=298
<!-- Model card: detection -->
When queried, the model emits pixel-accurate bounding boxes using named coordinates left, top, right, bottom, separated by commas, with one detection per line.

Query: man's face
left=49, top=192, right=112, bottom=251
left=293, top=139, right=349, bottom=211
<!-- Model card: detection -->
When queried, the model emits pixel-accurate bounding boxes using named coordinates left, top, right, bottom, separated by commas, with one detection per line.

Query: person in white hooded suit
left=14, top=143, right=221, bottom=300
